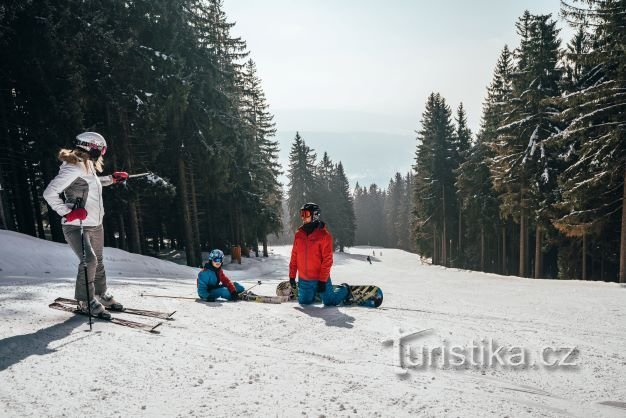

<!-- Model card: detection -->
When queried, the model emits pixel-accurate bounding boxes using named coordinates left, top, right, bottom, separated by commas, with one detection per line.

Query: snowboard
left=276, top=280, right=383, bottom=307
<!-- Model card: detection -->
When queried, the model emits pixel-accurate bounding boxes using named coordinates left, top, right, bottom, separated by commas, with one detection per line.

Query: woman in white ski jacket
left=43, top=132, right=128, bottom=318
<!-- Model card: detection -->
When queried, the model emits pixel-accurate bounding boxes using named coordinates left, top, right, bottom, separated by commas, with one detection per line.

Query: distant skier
left=289, top=202, right=349, bottom=306
left=197, top=249, right=245, bottom=301
left=43, top=132, right=128, bottom=319
left=366, top=256, right=372, bottom=264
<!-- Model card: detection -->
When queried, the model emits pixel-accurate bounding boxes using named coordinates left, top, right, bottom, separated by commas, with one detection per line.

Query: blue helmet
left=208, top=249, right=224, bottom=263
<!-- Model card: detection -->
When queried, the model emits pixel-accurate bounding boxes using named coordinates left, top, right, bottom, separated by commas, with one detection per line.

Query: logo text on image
left=381, top=328, right=578, bottom=373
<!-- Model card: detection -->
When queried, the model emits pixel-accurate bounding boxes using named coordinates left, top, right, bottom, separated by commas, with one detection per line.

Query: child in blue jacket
left=197, top=249, right=245, bottom=301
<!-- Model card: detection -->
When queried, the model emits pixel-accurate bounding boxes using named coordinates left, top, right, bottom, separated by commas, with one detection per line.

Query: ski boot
left=97, top=292, right=124, bottom=311
left=78, top=298, right=111, bottom=319
left=341, top=283, right=354, bottom=305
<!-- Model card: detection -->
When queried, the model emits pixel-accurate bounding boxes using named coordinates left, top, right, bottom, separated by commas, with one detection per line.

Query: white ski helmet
left=75, top=132, right=107, bottom=157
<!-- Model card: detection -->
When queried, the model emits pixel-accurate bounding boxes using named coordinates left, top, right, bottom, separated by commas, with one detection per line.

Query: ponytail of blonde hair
left=58, top=148, right=104, bottom=173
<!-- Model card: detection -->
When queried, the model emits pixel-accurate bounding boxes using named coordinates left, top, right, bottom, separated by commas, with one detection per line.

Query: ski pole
left=128, top=172, right=151, bottom=179
left=118, top=172, right=150, bottom=187
left=140, top=293, right=198, bottom=300
left=76, top=198, right=92, bottom=331
left=245, top=280, right=262, bottom=294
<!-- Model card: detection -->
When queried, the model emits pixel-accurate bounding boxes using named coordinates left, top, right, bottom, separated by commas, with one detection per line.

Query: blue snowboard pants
left=298, top=278, right=348, bottom=306
left=205, top=282, right=245, bottom=301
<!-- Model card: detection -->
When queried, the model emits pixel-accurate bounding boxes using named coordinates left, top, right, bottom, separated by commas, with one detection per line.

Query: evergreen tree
left=315, top=152, right=337, bottom=229
left=240, top=59, right=281, bottom=256
left=412, top=93, right=457, bottom=265
left=490, top=12, right=562, bottom=277
left=384, top=174, right=403, bottom=248
left=353, top=183, right=367, bottom=244
left=451, top=103, right=472, bottom=265
left=330, top=162, right=356, bottom=251
left=400, top=172, right=415, bottom=251
left=555, top=0, right=626, bottom=282
left=456, top=46, right=512, bottom=273
left=286, top=132, right=317, bottom=231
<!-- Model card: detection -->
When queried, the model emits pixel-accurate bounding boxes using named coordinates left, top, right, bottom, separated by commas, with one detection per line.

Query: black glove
left=317, top=281, right=327, bottom=293
left=230, top=290, right=239, bottom=301
left=289, top=278, right=297, bottom=288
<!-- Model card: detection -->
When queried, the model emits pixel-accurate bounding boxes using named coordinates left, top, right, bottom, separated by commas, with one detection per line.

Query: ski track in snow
left=0, top=230, right=625, bottom=417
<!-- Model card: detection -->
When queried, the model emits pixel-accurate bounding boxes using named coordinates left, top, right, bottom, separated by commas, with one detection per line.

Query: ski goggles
left=76, top=139, right=107, bottom=155
left=211, top=257, right=223, bottom=264
left=300, top=209, right=312, bottom=218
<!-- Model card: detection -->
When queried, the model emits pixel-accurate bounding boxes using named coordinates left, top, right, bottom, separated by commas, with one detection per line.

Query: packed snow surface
left=1, top=230, right=625, bottom=417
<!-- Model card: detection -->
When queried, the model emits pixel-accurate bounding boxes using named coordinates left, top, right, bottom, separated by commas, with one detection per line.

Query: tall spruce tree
left=330, top=162, right=356, bottom=251
left=490, top=12, right=562, bottom=277
left=413, top=93, right=456, bottom=265
left=315, top=152, right=337, bottom=229
left=286, top=132, right=318, bottom=231
left=240, top=59, right=281, bottom=257
left=452, top=103, right=472, bottom=266
left=554, top=0, right=626, bottom=282
left=384, top=173, right=403, bottom=248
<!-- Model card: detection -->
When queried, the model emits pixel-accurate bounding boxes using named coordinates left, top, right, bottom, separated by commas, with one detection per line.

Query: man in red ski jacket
left=289, top=202, right=349, bottom=305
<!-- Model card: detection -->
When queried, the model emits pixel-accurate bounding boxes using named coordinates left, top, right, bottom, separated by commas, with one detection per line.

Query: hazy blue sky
left=222, top=1, right=573, bottom=188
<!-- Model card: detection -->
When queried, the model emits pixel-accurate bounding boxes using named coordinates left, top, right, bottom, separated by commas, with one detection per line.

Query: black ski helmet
left=300, top=202, right=321, bottom=221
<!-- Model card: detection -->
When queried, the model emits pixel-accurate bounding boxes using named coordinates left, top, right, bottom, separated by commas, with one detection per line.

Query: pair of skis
left=49, top=287, right=289, bottom=334
left=49, top=297, right=175, bottom=334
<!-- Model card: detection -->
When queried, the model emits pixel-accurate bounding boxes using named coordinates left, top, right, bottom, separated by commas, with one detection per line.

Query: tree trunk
left=458, top=208, right=462, bottom=266
left=238, top=204, right=245, bottom=248
left=442, top=184, right=447, bottom=267
left=433, top=226, right=438, bottom=265
left=582, top=231, right=587, bottom=281
left=519, top=199, right=526, bottom=278
left=178, top=156, right=198, bottom=267
left=502, top=225, right=507, bottom=275
left=12, top=156, right=36, bottom=235
left=0, top=89, right=14, bottom=230
left=0, top=184, right=7, bottom=230
left=118, top=110, right=142, bottom=254
left=262, top=237, right=268, bottom=257
left=441, top=231, right=446, bottom=267
left=127, top=200, right=141, bottom=254
left=157, top=210, right=164, bottom=250
left=600, top=243, right=605, bottom=281
left=30, top=178, right=45, bottom=239
left=205, top=194, right=216, bottom=250
left=534, top=225, right=542, bottom=279
left=188, top=160, right=201, bottom=254
left=480, top=224, right=485, bottom=272
left=619, top=170, right=626, bottom=283
left=138, top=202, right=146, bottom=254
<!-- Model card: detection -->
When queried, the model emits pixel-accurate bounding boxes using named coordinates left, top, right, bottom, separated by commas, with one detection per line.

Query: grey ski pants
left=62, top=224, right=107, bottom=301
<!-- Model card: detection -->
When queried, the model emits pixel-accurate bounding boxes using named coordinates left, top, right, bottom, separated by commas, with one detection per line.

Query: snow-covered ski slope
left=1, top=230, right=625, bottom=417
